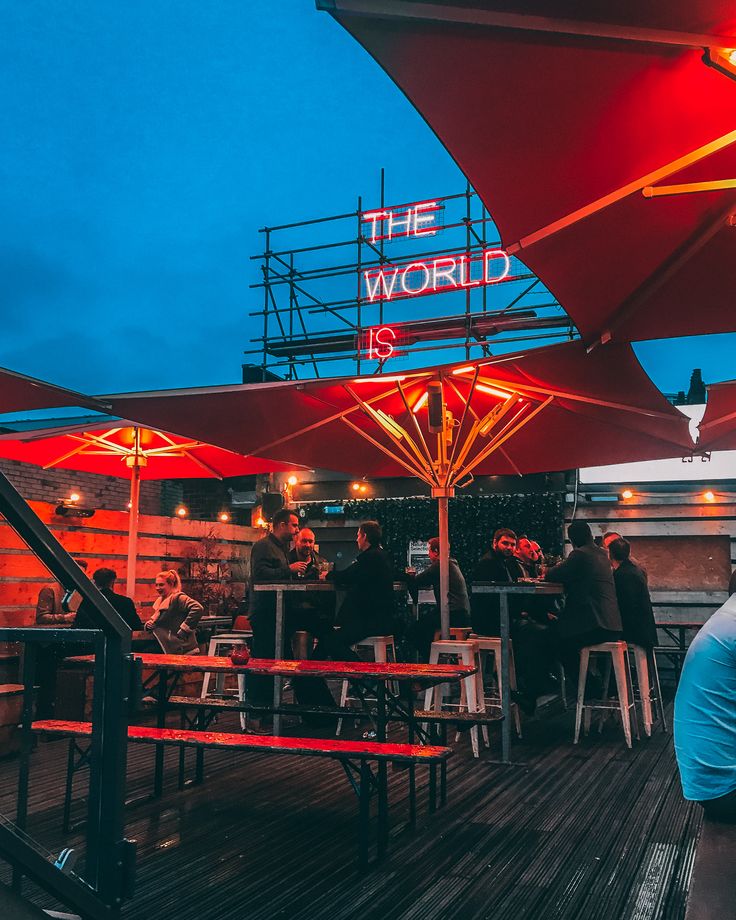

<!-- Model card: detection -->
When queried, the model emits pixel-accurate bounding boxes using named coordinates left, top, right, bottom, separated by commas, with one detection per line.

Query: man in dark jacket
left=608, top=538, right=658, bottom=649
left=471, top=528, right=524, bottom=636
left=287, top=527, right=335, bottom=635
left=545, top=521, right=622, bottom=685
left=314, top=520, right=395, bottom=661
left=405, top=536, right=470, bottom=660
left=75, top=567, right=142, bottom=631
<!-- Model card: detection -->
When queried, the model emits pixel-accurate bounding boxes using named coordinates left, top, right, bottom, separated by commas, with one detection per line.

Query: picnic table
left=251, top=580, right=416, bottom=733
left=471, top=581, right=564, bottom=763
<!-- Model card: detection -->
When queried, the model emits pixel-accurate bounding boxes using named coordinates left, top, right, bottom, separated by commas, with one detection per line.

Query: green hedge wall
left=304, top=493, right=564, bottom=578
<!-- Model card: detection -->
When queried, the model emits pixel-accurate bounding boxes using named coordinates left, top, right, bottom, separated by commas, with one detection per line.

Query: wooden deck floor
left=0, top=702, right=701, bottom=920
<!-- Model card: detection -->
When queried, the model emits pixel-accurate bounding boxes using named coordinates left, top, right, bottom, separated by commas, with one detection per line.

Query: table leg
left=273, top=589, right=284, bottom=736
left=376, top=681, right=389, bottom=858
left=500, top=593, right=511, bottom=764
left=403, top=680, right=416, bottom=828
left=154, top=668, right=169, bottom=797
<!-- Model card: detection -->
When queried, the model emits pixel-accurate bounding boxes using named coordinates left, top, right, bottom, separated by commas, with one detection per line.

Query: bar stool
left=202, top=629, right=252, bottom=700
left=628, top=643, right=667, bottom=736
left=336, top=635, right=396, bottom=736
left=574, top=641, right=638, bottom=748
left=424, top=640, right=488, bottom=758
left=469, top=635, right=522, bottom=738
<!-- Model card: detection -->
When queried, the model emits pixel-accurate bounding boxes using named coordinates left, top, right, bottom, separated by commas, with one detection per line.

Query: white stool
left=202, top=631, right=252, bottom=702
left=469, top=635, right=522, bottom=738
left=575, top=641, right=638, bottom=748
left=425, top=640, right=488, bottom=758
left=628, top=643, right=667, bottom=736
left=336, top=635, right=396, bottom=736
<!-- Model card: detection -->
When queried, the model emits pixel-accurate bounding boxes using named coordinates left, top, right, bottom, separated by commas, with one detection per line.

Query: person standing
left=287, top=527, right=335, bottom=645
left=405, top=537, right=470, bottom=661
left=144, top=569, right=204, bottom=654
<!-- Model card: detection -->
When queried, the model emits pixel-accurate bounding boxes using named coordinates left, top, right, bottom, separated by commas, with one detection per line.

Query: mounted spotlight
left=703, top=47, right=736, bottom=82
left=55, top=494, right=95, bottom=518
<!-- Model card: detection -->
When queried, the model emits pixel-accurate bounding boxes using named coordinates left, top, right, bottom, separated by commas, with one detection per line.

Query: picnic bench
left=684, top=818, right=736, bottom=920
left=32, top=719, right=452, bottom=871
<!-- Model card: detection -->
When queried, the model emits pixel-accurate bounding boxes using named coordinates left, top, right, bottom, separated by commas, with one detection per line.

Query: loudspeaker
left=261, top=491, right=285, bottom=520
left=427, top=382, right=444, bottom=433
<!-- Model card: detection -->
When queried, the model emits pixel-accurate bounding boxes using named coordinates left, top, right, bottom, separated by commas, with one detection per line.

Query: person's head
left=568, top=520, right=593, bottom=548
left=427, top=537, right=441, bottom=563
left=271, top=508, right=299, bottom=544
left=602, top=531, right=622, bottom=550
left=295, top=527, right=316, bottom=560
left=515, top=537, right=539, bottom=565
left=92, top=567, right=116, bottom=591
left=357, top=520, right=381, bottom=552
left=608, top=537, right=631, bottom=569
left=493, top=528, right=517, bottom=557
left=154, top=569, right=182, bottom=599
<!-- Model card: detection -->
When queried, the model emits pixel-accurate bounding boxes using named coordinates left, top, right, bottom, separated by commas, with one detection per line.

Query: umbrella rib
left=179, top=449, right=224, bottom=479
left=395, top=381, right=439, bottom=484
left=340, top=417, right=430, bottom=483
left=507, top=128, right=736, bottom=254
left=473, top=374, right=678, bottom=421
left=699, top=407, right=736, bottom=434
left=246, top=386, right=405, bottom=457
left=588, top=199, right=736, bottom=349
left=344, top=385, right=436, bottom=480
left=42, top=441, right=95, bottom=469
left=452, top=396, right=553, bottom=484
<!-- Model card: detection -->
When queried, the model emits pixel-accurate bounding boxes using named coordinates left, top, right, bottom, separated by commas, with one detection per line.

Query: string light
left=219, top=512, right=230, bottom=523
left=286, top=475, right=299, bottom=487
left=621, top=489, right=633, bottom=500
left=703, top=490, right=716, bottom=503
left=176, top=505, right=188, bottom=517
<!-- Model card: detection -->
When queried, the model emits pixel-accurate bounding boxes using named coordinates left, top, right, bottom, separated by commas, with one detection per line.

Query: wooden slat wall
left=0, top=500, right=261, bottom=628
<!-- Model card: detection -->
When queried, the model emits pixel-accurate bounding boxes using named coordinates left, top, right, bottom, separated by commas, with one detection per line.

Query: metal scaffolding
left=247, top=173, right=575, bottom=380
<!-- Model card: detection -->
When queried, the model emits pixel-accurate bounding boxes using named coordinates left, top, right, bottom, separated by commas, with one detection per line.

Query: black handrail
left=0, top=470, right=135, bottom=916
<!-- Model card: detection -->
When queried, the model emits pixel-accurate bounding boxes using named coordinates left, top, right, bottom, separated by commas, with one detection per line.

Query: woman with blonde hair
left=144, top=569, right=203, bottom=654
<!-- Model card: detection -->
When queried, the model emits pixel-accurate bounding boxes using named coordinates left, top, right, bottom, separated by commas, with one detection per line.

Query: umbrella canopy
left=103, top=340, right=693, bottom=631
left=324, top=1, right=736, bottom=346
left=104, top=341, right=693, bottom=481
left=0, top=418, right=299, bottom=599
left=0, top=365, right=105, bottom=415
left=696, top=380, right=736, bottom=451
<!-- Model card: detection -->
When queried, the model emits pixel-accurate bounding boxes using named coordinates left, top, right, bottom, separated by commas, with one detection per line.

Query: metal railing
left=0, top=470, right=135, bottom=918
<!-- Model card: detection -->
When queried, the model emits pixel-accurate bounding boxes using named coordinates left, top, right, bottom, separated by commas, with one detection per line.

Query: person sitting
left=514, top=536, right=542, bottom=579
left=472, top=528, right=555, bottom=713
left=144, top=569, right=204, bottom=654
left=75, top=567, right=143, bottom=631
left=314, top=520, right=395, bottom=661
left=674, top=594, right=736, bottom=822
left=545, top=521, right=622, bottom=687
left=607, top=538, right=658, bottom=650
left=35, top=559, right=88, bottom=625
left=405, top=537, right=470, bottom=661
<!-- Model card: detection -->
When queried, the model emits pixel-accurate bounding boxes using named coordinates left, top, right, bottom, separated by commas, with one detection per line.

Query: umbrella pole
left=435, top=490, right=451, bottom=639
left=126, top=464, right=141, bottom=601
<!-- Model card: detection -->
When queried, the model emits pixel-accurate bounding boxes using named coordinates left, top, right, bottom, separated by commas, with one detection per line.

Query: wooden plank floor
left=0, top=701, right=701, bottom=920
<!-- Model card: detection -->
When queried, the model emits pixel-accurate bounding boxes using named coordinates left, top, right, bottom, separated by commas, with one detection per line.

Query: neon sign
left=363, top=326, right=399, bottom=362
left=363, top=249, right=511, bottom=303
left=361, top=200, right=441, bottom=243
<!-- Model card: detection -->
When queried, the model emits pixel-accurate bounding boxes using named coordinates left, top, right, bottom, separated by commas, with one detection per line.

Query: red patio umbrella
left=102, top=340, right=694, bottom=631
left=0, top=365, right=105, bottom=415
left=696, top=379, right=736, bottom=451
left=0, top=419, right=301, bottom=599
left=323, top=1, right=736, bottom=347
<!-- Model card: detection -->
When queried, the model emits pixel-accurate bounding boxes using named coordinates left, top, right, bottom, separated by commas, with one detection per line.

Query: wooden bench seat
left=685, top=818, right=736, bottom=920
left=32, top=719, right=451, bottom=869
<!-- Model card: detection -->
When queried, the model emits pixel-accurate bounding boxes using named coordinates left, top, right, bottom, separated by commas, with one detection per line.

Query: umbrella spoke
left=340, top=416, right=431, bottom=483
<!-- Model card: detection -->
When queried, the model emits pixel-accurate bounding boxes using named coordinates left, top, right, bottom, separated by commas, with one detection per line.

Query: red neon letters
left=363, top=249, right=511, bottom=303
left=361, top=200, right=441, bottom=243
left=364, top=326, right=397, bottom=361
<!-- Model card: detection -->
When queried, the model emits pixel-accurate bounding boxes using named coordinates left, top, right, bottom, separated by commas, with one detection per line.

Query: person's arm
left=176, top=594, right=205, bottom=638
left=544, top=550, right=582, bottom=586
left=36, top=586, right=73, bottom=625
left=331, top=556, right=364, bottom=589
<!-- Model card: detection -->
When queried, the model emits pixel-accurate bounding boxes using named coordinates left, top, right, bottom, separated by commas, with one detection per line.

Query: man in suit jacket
left=314, top=520, right=395, bottom=661
left=545, top=520, right=623, bottom=648
left=608, top=538, right=658, bottom=649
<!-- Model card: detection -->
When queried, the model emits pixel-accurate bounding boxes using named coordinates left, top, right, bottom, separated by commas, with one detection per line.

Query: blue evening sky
left=1, top=1, right=733, bottom=399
